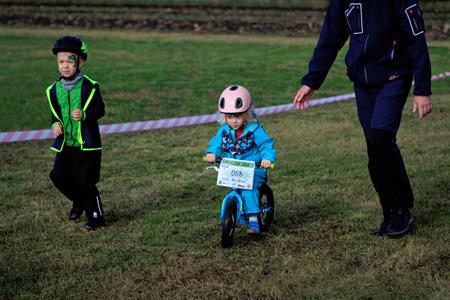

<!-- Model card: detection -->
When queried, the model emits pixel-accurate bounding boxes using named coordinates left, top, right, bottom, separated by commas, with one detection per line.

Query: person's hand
left=293, top=85, right=315, bottom=110
left=412, top=95, right=432, bottom=119
left=52, top=123, right=63, bottom=136
left=207, top=153, right=216, bottom=163
left=72, top=109, right=83, bottom=121
left=260, top=160, right=271, bottom=169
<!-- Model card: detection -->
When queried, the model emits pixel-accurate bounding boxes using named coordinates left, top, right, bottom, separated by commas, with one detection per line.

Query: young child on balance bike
left=206, top=85, right=277, bottom=234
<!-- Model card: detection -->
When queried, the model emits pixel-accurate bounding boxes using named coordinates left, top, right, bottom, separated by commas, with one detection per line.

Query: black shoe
left=385, top=208, right=414, bottom=238
left=68, top=209, right=83, bottom=221
left=371, top=220, right=388, bottom=236
left=83, top=220, right=105, bottom=231
left=371, top=206, right=390, bottom=236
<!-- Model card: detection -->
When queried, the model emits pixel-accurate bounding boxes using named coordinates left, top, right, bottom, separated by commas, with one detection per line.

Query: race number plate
left=217, top=158, right=255, bottom=190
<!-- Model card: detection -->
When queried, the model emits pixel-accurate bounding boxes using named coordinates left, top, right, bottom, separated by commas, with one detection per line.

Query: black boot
left=68, top=202, right=83, bottom=221
left=385, top=208, right=414, bottom=238
left=84, top=219, right=105, bottom=231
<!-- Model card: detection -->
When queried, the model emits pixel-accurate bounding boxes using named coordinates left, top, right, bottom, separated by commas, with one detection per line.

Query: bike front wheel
left=221, top=197, right=237, bottom=248
left=259, top=183, right=274, bottom=232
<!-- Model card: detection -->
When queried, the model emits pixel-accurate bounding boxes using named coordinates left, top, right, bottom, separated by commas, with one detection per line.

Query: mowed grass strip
left=1, top=27, right=449, bottom=298
left=0, top=27, right=448, bottom=131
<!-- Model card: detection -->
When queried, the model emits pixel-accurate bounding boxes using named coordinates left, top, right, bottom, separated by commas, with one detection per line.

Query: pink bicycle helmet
left=218, top=85, right=252, bottom=114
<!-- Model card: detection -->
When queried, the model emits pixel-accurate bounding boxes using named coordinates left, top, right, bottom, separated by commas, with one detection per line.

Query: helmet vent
left=230, top=85, right=238, bottom=91
left=219, top=97, right=225, bottom=108
left=235, top=97, right=243, bottom=109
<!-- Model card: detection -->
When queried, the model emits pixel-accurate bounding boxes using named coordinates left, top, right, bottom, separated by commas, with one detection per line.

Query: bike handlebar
left=202, top=156, right=275, bottom=169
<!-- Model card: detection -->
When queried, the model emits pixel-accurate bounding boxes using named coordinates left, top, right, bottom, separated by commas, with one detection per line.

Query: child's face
left=57, top=52, right=80, bottom=78
left=225, top=113, right=247, bottom=130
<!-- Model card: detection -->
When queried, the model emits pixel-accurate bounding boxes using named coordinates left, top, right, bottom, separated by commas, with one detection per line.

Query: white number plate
left=217, top=158, right=255, bottom=190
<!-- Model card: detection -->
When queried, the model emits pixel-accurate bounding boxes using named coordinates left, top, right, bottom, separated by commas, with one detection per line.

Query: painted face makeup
left=67, top=54, right=77, bottom=63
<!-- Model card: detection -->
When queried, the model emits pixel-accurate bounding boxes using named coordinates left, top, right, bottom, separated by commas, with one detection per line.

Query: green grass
left=0, top=27, right=449, bottom=131
left=1, top=27, right=450, bottom=299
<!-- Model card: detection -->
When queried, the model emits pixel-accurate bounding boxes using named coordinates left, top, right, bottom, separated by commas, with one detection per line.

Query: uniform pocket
left=405, top=4, right=424, bottom=36
left=345, top=3, right=364, bottom=35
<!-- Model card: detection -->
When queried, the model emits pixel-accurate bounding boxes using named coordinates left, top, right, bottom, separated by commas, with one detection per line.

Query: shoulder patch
left=405, top=4, right=424, bottom=36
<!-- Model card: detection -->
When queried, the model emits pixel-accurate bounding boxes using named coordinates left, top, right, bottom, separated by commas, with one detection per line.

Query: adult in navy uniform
left=293, top=0, right=432, bottom=238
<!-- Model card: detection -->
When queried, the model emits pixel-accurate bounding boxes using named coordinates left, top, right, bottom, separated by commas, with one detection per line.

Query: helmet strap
left=75, top=55, right=81, bottom=75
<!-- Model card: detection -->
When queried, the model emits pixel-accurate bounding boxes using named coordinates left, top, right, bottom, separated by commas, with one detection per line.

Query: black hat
left=52, top=36, right=88, bottom=61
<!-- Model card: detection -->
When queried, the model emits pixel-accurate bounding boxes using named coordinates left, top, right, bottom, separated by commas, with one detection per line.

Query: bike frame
left=205, top=157, right=273, bottom=226
left=219, top=189, right=247, bottom=225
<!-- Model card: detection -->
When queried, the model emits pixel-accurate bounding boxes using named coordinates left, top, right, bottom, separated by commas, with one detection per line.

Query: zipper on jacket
left=67, top=91, right=76, bottom=146
left=362, top=2, right=369, bottom=84
left=391, top=40, right=396, bottom=60
left=363, top=34, right=369, bottom=84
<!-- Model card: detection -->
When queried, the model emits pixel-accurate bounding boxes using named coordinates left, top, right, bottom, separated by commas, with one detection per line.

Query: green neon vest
left=55, top=80, right=83, bottom=147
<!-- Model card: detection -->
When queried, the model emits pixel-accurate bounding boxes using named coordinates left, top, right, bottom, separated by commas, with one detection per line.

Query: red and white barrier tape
left=1, top=71, right=449, bottom=143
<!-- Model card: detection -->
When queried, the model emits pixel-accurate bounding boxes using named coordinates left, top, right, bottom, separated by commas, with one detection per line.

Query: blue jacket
left=46, top=75, right=105, bottom=152
left=302, top=0, right=431, bottom=96
left=206, top=122, right=277, bottom=164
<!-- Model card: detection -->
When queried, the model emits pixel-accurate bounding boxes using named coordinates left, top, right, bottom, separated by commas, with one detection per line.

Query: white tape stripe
left=11, top=132, right=22, bottom=141
left=1, top=71, right=448, bottom=143
left=96, top=195, right=103, bottom=216
left=128, top=122, right=138, bottom=132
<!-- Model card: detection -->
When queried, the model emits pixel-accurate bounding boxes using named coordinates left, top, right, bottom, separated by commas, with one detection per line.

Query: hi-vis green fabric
left=46, top=75, right=104, bottom=152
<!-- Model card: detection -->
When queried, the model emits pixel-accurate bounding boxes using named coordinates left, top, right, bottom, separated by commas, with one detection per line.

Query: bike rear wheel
left=259, top=183, right=274, bottom=232
left=221, top=197, right=237, bottom=248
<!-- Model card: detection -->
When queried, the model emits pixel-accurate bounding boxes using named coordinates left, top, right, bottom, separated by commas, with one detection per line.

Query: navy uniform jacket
left=302, top=0, right=431, bottom=96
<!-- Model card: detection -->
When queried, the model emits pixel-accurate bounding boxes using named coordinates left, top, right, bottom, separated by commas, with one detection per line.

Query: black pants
left=354, top=77, right=414, bottom=210
left=49, top=146, right=104, bottom=222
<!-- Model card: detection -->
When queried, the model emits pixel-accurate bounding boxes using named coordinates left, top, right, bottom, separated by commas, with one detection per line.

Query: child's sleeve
left=255, top=126, right=277, bottom=163
left=51, top=121, right=61, bottom=129
left=83, top=84, right=105, bottom=122
left=50, top=113, right=60, bottom=129
left=206, top=127, right=224, bottom=157
left=47, top=82, right=61, bottom=129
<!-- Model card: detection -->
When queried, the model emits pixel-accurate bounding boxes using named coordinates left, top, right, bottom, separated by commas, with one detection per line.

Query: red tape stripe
left=1, top=71, right=449, bottom=143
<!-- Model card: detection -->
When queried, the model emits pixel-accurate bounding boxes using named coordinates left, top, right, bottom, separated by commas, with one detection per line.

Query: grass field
left=1, top=27, right=450, bottom=299
left=0, top=27, right=449, bottom=131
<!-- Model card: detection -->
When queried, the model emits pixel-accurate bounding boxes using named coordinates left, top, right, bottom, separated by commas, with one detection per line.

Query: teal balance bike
left=205, top=157, right=274, bottom=248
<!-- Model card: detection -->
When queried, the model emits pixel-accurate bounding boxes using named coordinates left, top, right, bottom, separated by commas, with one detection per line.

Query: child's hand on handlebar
left=261, top=160, right=271, bottom=168
left=207, top=153, right=216, bottom=163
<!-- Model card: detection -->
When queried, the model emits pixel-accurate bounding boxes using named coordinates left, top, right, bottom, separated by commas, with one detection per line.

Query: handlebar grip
left=202, top=156, right=222, bottom=163
left=257, top=163, right=275, bottom=169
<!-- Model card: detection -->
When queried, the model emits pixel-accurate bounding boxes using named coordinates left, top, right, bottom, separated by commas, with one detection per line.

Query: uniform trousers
left=354, top=76, right=414, bottom=210
left=49, top=146, right=104, bottom=222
